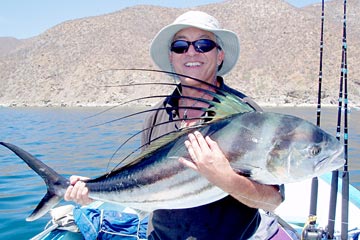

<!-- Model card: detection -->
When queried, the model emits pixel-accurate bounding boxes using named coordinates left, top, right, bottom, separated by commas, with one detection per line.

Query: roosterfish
left=0, top=70, right=344, bottom=221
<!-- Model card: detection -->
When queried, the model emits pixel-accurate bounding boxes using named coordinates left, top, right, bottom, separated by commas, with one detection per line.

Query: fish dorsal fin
left=207, top=90, right=255, bottom=120
left=94, top=69, right=256, bottom=174
left=131, top=90, right=256, bottom=162
left=102, top=88, right=254, bottom=174
left=111, top=94, right=252, bottom=171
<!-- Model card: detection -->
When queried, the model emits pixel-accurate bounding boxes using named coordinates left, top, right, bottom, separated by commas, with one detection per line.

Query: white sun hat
left=150, top=11, right=240, bottom=76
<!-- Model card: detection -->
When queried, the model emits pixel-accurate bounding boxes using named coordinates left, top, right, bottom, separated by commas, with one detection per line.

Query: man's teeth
left=185, top=62, right=201, bottom=67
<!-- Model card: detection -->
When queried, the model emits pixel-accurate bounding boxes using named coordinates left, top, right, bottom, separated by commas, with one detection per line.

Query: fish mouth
left=314, top=157, right=330, bottom=171
left=314, top=149, right=345, bottom=172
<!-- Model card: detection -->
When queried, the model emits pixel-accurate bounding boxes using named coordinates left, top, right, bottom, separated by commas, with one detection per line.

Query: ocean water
left=0, top=106, right=359, bottom=239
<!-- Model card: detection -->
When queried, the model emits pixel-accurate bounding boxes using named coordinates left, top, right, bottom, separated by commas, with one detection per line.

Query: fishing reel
left=301, top=215, right=324, bottom=240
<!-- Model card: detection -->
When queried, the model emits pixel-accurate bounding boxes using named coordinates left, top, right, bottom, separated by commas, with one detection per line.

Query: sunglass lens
left=194, top=39, right=216, bottom=53
left=171, top=41, right=189, bottom=54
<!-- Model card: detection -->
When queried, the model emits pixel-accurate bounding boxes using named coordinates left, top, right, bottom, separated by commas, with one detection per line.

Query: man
left=65, top=11, right=283, bottom=240
left=142, top=11, right=283, bottom=240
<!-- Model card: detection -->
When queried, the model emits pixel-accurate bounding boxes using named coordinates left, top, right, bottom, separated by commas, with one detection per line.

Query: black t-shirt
left=149, top=196, right=260, bottom=240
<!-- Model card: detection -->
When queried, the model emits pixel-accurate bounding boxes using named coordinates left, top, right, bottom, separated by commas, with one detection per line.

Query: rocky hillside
left=0, top=0, right=359, bottom=107
left=0, top=37, right=24, bottom=56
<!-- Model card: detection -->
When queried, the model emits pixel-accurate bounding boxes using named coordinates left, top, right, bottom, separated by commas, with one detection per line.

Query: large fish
left=0, top=109, right=344, bottom=221
left=0, top=70, right=344, bottom=221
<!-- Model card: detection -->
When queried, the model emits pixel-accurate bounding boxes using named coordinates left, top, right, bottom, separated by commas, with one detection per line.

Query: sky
left=0, top=0, right=325, bottom=39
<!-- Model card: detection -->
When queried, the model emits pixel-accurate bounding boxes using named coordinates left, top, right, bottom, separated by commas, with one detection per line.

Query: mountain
left=0, top=37, right=24, bottom=56
left=0, top=0, right=358, bottom=107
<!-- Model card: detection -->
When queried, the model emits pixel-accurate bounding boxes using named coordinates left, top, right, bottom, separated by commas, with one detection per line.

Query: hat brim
left=150, top=23, right=240, bottom=76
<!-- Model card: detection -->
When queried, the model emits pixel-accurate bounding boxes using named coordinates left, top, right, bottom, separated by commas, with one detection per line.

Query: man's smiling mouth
left=185, top=62, right=202, bottom=67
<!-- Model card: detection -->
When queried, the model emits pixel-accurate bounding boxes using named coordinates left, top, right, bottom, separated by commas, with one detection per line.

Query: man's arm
left=179, top=131, right=283, bottom=211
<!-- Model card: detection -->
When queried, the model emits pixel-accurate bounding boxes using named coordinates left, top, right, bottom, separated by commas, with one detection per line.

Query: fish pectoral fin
left=236, top=167, right=280, bottom=185
left=235, top=168, right=253, bottom=178
left=26, top=191, right=63, bottom=221
left=234, top=166, right=273, bottom=183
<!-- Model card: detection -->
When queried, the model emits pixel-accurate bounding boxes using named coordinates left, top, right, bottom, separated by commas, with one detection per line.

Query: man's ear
left=217, top=50, right=225, bottom=66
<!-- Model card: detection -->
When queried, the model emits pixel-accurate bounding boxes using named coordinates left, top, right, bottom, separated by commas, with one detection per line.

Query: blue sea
left=0, top=106, right=359, bottom=239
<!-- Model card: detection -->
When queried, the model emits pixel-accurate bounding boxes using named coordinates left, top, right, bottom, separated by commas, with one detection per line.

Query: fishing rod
left=341, top=47, right=349, bottom=240
left=340, top=0, right=349, bottom=239
left=309, top=0, right=325, bottom=222
left=302, top=1, right=325, bottom=238
left=327, top=0, right=348, bottom=239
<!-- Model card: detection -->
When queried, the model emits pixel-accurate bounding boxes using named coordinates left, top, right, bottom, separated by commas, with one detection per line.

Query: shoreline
left=0, top=102, right=356, bottom=109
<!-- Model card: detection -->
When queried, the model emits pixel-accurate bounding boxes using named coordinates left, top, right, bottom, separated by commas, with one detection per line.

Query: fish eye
left=309, top=145, right=321, bottom=156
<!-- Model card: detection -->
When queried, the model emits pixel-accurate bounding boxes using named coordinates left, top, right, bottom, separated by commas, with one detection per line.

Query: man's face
left=169, top=27, right=224, bottom=85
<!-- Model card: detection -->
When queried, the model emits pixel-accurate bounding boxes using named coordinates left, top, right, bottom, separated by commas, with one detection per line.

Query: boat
left=275, top=172, right=360, bottom=239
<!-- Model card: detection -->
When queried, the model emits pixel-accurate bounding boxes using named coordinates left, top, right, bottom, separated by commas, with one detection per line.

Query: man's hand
left=64, top=175, right=94, bottom=205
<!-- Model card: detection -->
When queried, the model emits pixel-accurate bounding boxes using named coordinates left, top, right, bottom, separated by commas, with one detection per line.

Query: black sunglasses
left=170, top=39, right=221, bottom=54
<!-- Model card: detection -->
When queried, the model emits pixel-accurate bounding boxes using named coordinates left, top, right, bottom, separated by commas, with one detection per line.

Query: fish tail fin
left=0, top=142, right=69, bottom=221
left=26, top=191, right=63, bottom=221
